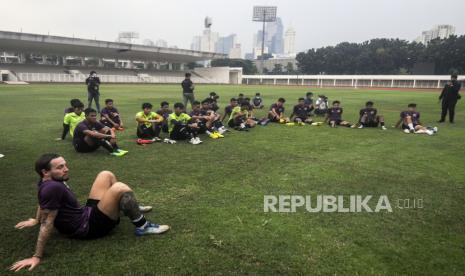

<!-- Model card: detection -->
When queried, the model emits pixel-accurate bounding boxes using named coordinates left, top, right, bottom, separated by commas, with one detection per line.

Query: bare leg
left=97, top=182, right=134, bottom=220
left=88, top=171, right=117, bottom=200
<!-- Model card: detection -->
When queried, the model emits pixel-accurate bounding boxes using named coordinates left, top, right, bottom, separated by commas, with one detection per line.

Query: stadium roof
left=0, top=30, right=226, bottom=63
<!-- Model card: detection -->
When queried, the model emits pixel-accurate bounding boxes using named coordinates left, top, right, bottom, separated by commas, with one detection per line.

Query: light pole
left=252, top=6, right=277, bottom=74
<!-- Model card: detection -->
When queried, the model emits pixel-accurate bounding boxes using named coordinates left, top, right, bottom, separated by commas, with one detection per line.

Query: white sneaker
left=433, top=127, right=438, bottom=133
left=381, top=126, right=387, bottom=130
left=0, top=154, right=4, bottom=158
left=427, top=130, right=434, bottom=136
left=357, top=124, right=363, bottom=129
left=139, top=205, right=152, bottom=213
left=194, top=137, right=203, bottom=144
left=403, top=129, right=410, bottom=134
left=189, top=138, right=196, bottom=144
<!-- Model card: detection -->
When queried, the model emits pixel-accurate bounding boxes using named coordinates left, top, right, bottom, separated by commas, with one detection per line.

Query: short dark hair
left=278, top=98, right=286, bottom=103
left=332, top=100, right=340, bottom=105
left=238, top=93, right=244, bottom=97
left=298, top=97, right=305, bottom=101
left=366, top=101, right=374, bottom=106
left=35, top=153, right=61, bottom=178
left=160, top=101, right=169, bottom=107
left=70, top=99, right=80, bottom=106
left=408, top=103, right=417, bottom=108
left=241, top=102, right=249, bottom=107
left=185, top=73, right=191, bottom=78
left=201, top=99, right=210, bottom=105
left=192, top=100, right=201, bottom=106
left=451, top=74, right=458, bottom=79
left=306, top=92, right=313, bottom=96
left=84, top=108, right=97, bottom=116
left=105, top=99, right=113, bottom=104
left=210, top=92, right=217, bottom=96
left=174, top=102, right=184, bottom=109
left=244, top=97, right=250, bottom=101
left=90, top=70, right=96, bottom=75
left=73, top=101, right=84, bottom=109
left=255, top=92, right=260, bottom=96
left=230, top=98, right=237, bottom=102
left=142, top=103, right=153, bottom=109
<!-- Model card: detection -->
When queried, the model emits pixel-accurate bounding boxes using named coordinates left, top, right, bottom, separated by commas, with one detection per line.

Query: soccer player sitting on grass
left=135, top=102, right=164, bottom=142
left=304, top=92, right=314, bottom=108
left=201, top=99, right=227, bottom=135
left=73, top=108, right=128, bottom=156
left=353, top=101, right=387, bottom=130
left=314, top=95, right=329, bottom=116
left=228, top=102, right=255, bottom=130
left=290, top=97, right=313, bottom=125
left=190, top=101, right=223, bottom=139
left=325, top=101, right=353, bottom=128
left=58, top=100, right=85, bottom=141
left=156, top=101, right=172, bottom=133
left=64, top=98, right=81, bottom=114
left=222, top=98, right=238, bottom=122
left=100, top=99, right=124, bottom=130
left=9, top=154, right=169, bottom=272
left=395, top=103, right=437, bottom=135
left=253, top=92, right=264, bottom=109
left=168, top=103, right=202, bottom=144
left=268, top=98, right=289, bottom=123
left=207, top=92, right=220, bottom=112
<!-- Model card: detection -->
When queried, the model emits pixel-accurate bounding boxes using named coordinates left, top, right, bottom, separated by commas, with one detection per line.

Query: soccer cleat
left=357, top=124, right=364, bottom=129
left=403, top=129, right=410, bottom=134
left=139, top=205, right=152, bottom=213
left=192, top=137, right=202, bottom=144
left=279, top=118, right=286, bottom=124
left=117, top=149, right=129, bottom=154
left=286, top=122, right=295, bottom=126
left=135, top=222, right=170, bottom=236
left=299, top=122, right=306, bottom=126
left=208, top=133, right=219, bottom=139
left=433, top=127, right=438, bottom=133
left=163, top=138, right=176, bottom=144
left=151, top=137, right=162, bottom=142
left=189, top=138, right=196, bottom=144
left=381, top=126, right=387, bottom=130
left=110, top=151, right=127, bottom=157
left=214, top=131, right=224, bottom=138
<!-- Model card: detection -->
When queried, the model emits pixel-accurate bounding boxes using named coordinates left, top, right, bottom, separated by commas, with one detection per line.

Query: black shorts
left=293, top=117, right=310, bottom=123
left=73, top=139, right=99, bottom=153
left=268, top=115, right=280, bottom=123
left=137, top=125, right=156, bottom=139
left=363, top=121, right=379, bottom=127
left=84, top=200, right=119, bottom=239
left=328, top=119, right=342, bottom=125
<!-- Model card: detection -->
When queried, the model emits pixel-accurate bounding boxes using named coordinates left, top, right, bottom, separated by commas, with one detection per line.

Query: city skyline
left=1, top=0, right=464, bottom=55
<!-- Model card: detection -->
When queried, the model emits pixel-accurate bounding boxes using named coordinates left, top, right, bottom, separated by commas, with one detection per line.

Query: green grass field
left=1, top=84, right=464, bottom=275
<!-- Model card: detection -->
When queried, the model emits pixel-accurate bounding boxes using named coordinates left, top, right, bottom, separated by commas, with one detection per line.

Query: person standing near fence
left=181, top=73, right=195, bottom=111
left=86, top=71, right=101, bottom=112
left=438, top=74, right=461, bottom=123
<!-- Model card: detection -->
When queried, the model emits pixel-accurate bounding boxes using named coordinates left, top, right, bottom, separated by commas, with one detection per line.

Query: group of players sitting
left=58, top=91, right=438, bottom=156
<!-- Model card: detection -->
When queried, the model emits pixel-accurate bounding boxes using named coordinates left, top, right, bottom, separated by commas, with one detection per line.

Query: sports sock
left=132, top=214, right=148, bottom=229
left=99, top=139, right=115, bottom=153
left=408, top=123, right=414, bottom=130
left=119, top=191, right=147, bottom=228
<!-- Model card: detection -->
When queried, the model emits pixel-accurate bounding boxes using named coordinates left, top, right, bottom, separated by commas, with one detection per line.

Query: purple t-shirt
left=156, top=109, right=172, bottom=120
left=38, top=180, right=91, bottom=237
left=224, top=105, right=234, bottom=116
left=328, top=107, right=343, bottom=121
left=293, top=104, right=310, bottom=119
left=360, top=108, right=377, bottom=121
left=270, top=103, right=285, bottom=115
left=100, top=107, right=120, bottom=124
left=73, top=121, right=105, bottom=144
left=400, top=111, right=420, bottom=124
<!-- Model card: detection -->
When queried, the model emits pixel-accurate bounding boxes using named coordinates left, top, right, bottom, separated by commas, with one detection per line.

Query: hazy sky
left=2, top=0, right=464, bottom=55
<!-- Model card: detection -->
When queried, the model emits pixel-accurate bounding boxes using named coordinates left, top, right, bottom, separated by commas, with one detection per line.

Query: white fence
left=16, top=73, right=211, bottom=84
left=242, top=75, right=464, bottom=89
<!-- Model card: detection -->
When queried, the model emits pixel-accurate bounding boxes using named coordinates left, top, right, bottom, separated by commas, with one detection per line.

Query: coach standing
left=181, top=73, right=195, bottom=110
left=86, top=71, right=101, bottom=113
left=438, top=74, right=461, bottom=123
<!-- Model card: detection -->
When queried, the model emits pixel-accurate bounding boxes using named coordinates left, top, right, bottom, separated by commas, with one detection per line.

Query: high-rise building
left=283, top=27, right=296, bottom=57
left=229, top=44, right=242, bottom=59
left=253, top=17, right=284, bottom=56
left=415, top=25, right=455, bottom=45
left=215, top=34, right=237, bottom=55
left=190, top=29, right=219, bottom=52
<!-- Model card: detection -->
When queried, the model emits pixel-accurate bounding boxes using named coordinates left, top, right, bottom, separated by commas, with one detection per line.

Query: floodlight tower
left=252, top=6, right=277, bottom=73
left=205, top=17, right=213, bottom=52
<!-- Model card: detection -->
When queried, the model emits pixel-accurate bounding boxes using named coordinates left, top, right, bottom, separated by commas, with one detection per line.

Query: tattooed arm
left=10, top=209, right=58, bottom=272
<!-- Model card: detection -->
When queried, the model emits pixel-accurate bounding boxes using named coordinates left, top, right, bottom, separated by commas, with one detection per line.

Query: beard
left=51, top=174, right=69, bottom=182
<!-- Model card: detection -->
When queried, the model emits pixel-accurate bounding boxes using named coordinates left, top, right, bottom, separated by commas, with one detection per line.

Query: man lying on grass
left=10, top=154, right=169, bottom=272
left=73, top=108, right=128, bottom=156
left=395, top=103, right=437, bottom=135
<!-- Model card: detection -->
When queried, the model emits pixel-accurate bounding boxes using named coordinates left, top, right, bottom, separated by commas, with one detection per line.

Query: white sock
left=408, top=123, right=414, bottom=130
